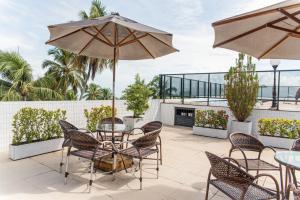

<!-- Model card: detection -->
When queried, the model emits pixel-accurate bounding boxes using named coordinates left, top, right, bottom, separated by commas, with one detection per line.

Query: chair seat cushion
left=120, top=147, right=158, bottom=158
left=70, top=149, right=112, bottom=160
left=210, top=179, right=277, bottom=200
left=235, top=159, right=278, bottom=170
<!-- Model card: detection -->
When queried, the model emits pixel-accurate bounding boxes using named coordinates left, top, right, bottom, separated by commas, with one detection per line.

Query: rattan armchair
left=126, top=121, right=163, bottom=164
left=229, top=132, right=283, bottom=179
left=287, top=184, right=300, bottom=200
left=118, top=127, right=161, bottom=190
left=205, top=151, right=280, bottom=200
left=65, top=129, right=113, bottom=192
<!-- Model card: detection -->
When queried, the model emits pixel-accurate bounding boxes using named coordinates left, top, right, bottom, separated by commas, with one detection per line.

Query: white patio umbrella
left=212, top=0, right=300, bottom=59
left=46, top=13, right=178, bottom=143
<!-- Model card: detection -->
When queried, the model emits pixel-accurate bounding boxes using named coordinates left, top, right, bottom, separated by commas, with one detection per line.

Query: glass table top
left=97, top=123, right=129, bottom=133
left=275, top=151, right=300, bottom=170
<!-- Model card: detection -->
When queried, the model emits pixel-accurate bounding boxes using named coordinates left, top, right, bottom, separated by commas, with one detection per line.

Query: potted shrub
left=258, top=118, right=299, bottom=149
left=193, top=110, right=229, bottom=139
left=84, top=105, right=114, bottom=131
left=122, top=74, right=152, bottom=130
left=224, top=53, right=259, bottom=134
left=9, top=107, right=66, bottom=160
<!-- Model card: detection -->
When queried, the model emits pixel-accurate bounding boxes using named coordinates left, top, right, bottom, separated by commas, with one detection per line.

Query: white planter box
left=258, top=135, right=295, bottom=149
left=193, top=126, right=228, bottom=139
left=230, top=120, right=252, bottom=135
left=9, top=138, right=64, bottom=160
left=123, top=116, right=142, bottom=130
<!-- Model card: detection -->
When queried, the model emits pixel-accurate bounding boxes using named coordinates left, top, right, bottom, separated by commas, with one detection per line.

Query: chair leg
left=120, top=155, right=128, bottom=173
left=60, top=148, right=64, bottom=173
left=279, top=164, right=284, bottom=198
left=159, top=143, right=162, bottom=165
left=156, top=151, right=159, bottom=179
left=89, top=161, right=94, bottom=193
left=205, top=182, right=210, bottom=200
left=139, top=159, right=143, bottom=190
left=64, top=154, right=69, bottom=185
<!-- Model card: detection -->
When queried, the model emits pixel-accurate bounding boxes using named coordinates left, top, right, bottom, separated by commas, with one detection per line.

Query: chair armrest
left=263, top=146, right=276, bottom=153
left=253, top=173, right=280, bottom=199
left=223, top=157, right=241, bottom=168
left=100, top=141, right=119, bottom=152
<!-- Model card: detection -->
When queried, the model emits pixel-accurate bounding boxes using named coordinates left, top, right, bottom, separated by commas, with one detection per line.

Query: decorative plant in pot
left=122, top=74, right=151, bottom=130
left=224, top=53, right=259, bottom=134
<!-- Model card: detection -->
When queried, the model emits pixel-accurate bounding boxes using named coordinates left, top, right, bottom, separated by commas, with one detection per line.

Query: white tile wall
left=0, top=100, right=161, bottom=152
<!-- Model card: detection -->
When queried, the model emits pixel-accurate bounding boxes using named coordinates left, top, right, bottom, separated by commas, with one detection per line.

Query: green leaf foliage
left=224, top=53, right=259, bottom=122
left=195, top=110, right=228, bottom=130
left=84, top=105, right=114, bottom=132
left=12, top=108, right=66, bottom=145
left=122, top=74, right=152, bottom=118
left=258, top=118, right=300, bottom=139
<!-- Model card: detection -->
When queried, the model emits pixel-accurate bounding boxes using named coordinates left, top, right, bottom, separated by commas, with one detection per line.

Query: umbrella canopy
left=212, top=0, right=300, bottom=59
left=46, top=13, right=177, bottom=143
left=46, top=14, right=178, bottom=60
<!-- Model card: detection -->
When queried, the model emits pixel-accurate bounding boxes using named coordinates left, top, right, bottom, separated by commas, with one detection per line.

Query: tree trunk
left=79, top=65, right=92, bottom=100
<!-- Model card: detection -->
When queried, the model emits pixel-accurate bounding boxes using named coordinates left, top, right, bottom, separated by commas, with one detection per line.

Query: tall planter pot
left=9, top=138, right=64, bottom=160
left=123, top=116, right=142, bottom=130
left=229, top=120, right=252, bottom=135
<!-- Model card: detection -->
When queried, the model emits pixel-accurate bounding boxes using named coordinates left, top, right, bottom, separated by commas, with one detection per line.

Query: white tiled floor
left=0, top=126, right=287, bottom=200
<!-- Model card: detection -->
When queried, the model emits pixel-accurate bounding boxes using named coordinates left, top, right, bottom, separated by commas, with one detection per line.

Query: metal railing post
left=182, top=75, right=185, bottom=104
left=170, top=76, right=172, bottom=99
left=277, top=71, right=280, bottom=110
left=207, top=73, right=210, bottom=106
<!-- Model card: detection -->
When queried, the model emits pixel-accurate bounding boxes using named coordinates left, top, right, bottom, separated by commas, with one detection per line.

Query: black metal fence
left=159, top=69, right=300, bottom=111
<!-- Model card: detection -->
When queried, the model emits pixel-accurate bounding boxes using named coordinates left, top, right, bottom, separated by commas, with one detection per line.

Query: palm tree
left=99, top=87, right=112, bottom=100
left=84, top=83, right=101, bottom=100
left=0, top=51, right=61, bottom=101
left=42, top=48, right=84, bottom=97
left=77, top=0, right=112, bottom=99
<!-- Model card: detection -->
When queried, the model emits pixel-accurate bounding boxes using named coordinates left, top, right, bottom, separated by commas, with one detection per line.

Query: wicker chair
left=205, top=151, right=280, bottom=200
left=58, top=120, right=80, bottom=172
left=290, top=138, right=300, bottom=187
left=65, top=129, right=113, bottom=192
left=97, top=117, right=124, bottom=142
left=229, top=132, right=283, bottom=188
left=287, top=184, right=300, bottom=200
left=118, top=127, right=161, bottom=190
left=126, top=121, right=163, bottom=164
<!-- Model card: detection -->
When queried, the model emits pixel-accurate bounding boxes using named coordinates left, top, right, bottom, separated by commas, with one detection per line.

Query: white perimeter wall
left=161, top=103, right=300, bottom=135
left=0, top=100, right=161, bottom=152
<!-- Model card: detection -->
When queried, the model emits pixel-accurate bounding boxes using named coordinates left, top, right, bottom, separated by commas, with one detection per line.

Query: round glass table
left=275, top=151, right=300, bottom=199
left=97, top=123, right=128, bottom=133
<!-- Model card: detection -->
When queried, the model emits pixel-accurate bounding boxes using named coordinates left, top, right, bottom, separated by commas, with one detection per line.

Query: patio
left=0, top=126, right=281, bottom=200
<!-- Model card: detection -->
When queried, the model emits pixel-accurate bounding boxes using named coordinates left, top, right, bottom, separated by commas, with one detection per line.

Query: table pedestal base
left=95, top=155, right=133, bottom=172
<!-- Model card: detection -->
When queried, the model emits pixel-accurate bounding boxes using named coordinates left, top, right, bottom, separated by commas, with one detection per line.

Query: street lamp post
left=270, top=59, right=281, bottom=109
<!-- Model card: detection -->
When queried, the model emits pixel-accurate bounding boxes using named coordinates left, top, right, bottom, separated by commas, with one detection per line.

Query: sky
left=0, top=0, right=299, bottom=97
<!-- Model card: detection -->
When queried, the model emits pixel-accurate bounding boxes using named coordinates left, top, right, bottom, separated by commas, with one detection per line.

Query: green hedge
left=12, top=108, right=66, bottom=145
left=84, top=106, right=114, bottom=132
left=258, top=118, right=300, bottom=139
left=194, top=110, right=228, bottom=130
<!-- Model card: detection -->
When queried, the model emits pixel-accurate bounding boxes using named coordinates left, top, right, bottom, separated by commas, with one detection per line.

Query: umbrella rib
left=119, top=34, right=148, bottom=47
left=148, top=33, right=179, bottom=51
left=268, top=24, right=300, bottom=35
left=278, top=8, right=300, bottom=24
left=212, top=3, right=300, bottom=26
left=78, top=32, right=100, bottom=55
left=93, top=25, right=113, bottom=46
left=259, top=25, right=300, bottom=59
left=82, top=29, right=112, bottom=47
left=125, top=28, right=155, bottom=59
left=46, top=28, right=82, bottom=44
left=117, top=30, right=137, bottom=46
left=213, top=10, right=300, bottom=48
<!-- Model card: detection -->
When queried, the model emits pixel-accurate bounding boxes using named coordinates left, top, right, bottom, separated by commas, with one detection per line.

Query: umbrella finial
left=111, top=12, right=120, bottom=16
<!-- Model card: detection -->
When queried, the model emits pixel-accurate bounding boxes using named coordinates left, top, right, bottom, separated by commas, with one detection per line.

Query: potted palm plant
left=225, top=53, right=259, bottom=134
left=122, top=74, right=152, bottom=130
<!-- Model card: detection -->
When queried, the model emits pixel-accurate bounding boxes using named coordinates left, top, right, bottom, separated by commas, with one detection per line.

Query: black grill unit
left=174, top=107, right=195, bottom=127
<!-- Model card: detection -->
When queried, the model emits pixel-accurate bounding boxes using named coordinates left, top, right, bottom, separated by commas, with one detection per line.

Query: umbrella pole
left=112, top=47, right=116, bottom=145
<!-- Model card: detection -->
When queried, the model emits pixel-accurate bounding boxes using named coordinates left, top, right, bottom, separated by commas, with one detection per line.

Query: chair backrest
left=101, top=117, right=123, bottom=124
left=141, top=121, right=163, bottom=134
left=291, top=139, right=300, bottom=151
left=132, top=127, right=161, bottom=149
left=59, top=120, right=78, bottom=139
left=229, top=132, right=264, bottom=152
left=205, top=151, right=254, bottom=185
left=68, top=130, right=100, bottom=151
